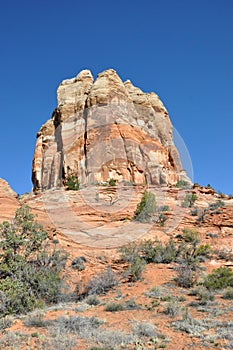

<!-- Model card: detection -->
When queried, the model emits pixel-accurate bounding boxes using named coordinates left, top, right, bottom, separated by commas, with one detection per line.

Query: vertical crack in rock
left=53, top=108, right=64, bottom=188
left=83, top=105, right=88, bottom=180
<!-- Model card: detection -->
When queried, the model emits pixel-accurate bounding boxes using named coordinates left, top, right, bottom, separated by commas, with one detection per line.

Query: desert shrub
left=71, top=256, right=86, bottom=270
left=190, top=286, right=215, bottom=305
left=91, top=329, right=134, bottom=348
left=104, top=302, right=124, bottom=312
left=0, top=315, right=13, bottom=330
left=124, top=299, right=139, bottom=310
left=85, top=294, right=101, bottom=306
left=145, top=286, right=169, bottom=299
left=128, top=255, right=146, bottom=281
left=222, top=287, right=233, bottom=300
left=108, top=178, right=116, bottom=186
left=44, top=334, right=77, bottom=350
left=182, top=193, right=197, bottom=208
left=132, top=321, right=158, bottom=337
left=157, top=213, right=167, bottom=226
left=134, top=191, right=156, bottom=222
left=163, top=301, right=183, bottom=318
left=121, top=234, right=208, bottom=286
left=119, top=243, right=146, bottom=281
left=0, top=205, right=68, bottom=316
left=196, top=208, right=208, bottom=224
left=182, top=228, right=200, bottom=244
left=209, top=200, right=225, bottom=210
left=176, top=180, right=190, bottom=189
left=178, top=229, right=210, bottom=264
left=175, top=263, right=197, bottom=288
left=122, top=237, right=179, bottom=263
left=175, top=239, right=203, bottom=288
left=214, top=248, right=233, bottom=261
left=23, top=311, right=49, bottom=327
left=190, top=207, right=199, bottom=216
left=119, top=242, right=140, bottom=263
left=90, top=348, right=113, bottom=350
left=52, top=315, right=103, bottom=337
left=203, top=267, right=233, bottom=290
left=158, top=205, right=170, bottom=212
left=86, top=267, right=119, bottom=295
left=171, top=312, right=207, bottom=336
left=120, top=239, right=178, bottom=281
left=65, top=175, right=80, bottom=190
left=195, top=244, right=212, bottom=259
left=140, top=238, right=178, bottom=263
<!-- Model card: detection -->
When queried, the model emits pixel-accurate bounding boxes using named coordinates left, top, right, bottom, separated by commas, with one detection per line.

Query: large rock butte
left=32, top=69, right=189, bottom=192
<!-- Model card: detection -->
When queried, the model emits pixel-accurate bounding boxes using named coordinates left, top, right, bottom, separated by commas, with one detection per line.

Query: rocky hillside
left=32, top=69, right=190, bottom=192
left=0, top=70, right=233, bottom=350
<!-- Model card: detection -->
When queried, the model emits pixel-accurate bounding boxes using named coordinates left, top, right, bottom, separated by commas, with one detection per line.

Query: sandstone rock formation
left=0, top=178, right=19, bottom=222
left=32, top=69, right=190, bottom=192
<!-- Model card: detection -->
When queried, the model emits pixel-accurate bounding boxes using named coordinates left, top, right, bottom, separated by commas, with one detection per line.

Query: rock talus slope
left=32, top=69, right=190, bottom=192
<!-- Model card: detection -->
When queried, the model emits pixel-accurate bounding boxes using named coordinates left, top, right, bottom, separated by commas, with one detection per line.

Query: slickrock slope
left=32, top=69, right=189, bottom=192
left=0, top=178, right=19, bottom=222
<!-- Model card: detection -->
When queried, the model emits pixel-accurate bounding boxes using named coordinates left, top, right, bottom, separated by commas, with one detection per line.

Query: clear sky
left=0, top=0, right=232, bottom=195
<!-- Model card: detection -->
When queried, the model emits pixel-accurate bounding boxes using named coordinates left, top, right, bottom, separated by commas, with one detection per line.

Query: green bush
left=65, top=175, right=80, bottom=190
left=120, top=233, right=211, bottom=287
left=134, top=191, right=156, bottom=222
left=85, top=294, right=101, bottom=306
left=104, top=302, right=124, bottom=312
left=23, top=311, right=49, bottom=327
left=158, top=205, right=170, bottom=212
left=127, top=255, right=146, bottom=281
left=175, top=180, right=190, bottom=189
left=175, top=263, right=197, bottom=288
left=196, top=208, right=208, bottom=224
left=71, top=256, right=86, bottom=271
left=158, top=213, right=167, bottom=226
left=190, top=207, right=199, bottom=216
left=0, top=315, right=13, bottom=330
left=182, top=228, right=200, bottom=244
left=182, top=193, right=197, bottom=208
left=208, top=200, right=225, bottom=211
left=141, top=239, right=177, bottom=264
left=222, top=287, right=233, bottom=300
left=189, top=286, right=215, bottom=305
left=163, top=301, right=183, bottom=318
left=195, top=244, right=212, bottom=258
left=86, top=267, right=119, bottom=295
left=108, top=178, right=116, bottom=186
left=0, top=205, right=68, bottom=316
left=203, top=267, right=233, bottom=290
left=119, top=243, right=146, bottom=281
left=120, top=239, right=178, bottom=266
left=132, top=321, right=158, bottom=337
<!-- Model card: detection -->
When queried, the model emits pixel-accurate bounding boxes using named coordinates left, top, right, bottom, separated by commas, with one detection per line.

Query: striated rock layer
left=32, top=69, right=190, bottom=192
left=0, top=178, right=19, bottom=222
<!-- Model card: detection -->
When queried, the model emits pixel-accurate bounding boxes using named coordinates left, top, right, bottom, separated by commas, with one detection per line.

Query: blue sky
left=0, top=0, right=232, bottom=194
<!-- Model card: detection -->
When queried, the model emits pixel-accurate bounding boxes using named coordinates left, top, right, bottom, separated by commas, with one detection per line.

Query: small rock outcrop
left=0, top=178, right=19, bottom=222
left=32, top=69, right=190, bottom=192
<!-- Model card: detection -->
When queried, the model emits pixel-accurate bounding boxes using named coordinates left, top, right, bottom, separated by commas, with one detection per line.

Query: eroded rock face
left=32, top=69, right=190, bottom=192
left=0, top=178, right=19, bottom=222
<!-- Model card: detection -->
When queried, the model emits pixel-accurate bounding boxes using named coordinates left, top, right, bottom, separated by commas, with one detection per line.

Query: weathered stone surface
left=32, top=69, right=190, bottom=192
left=0, top=178, right=19, bottom=222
